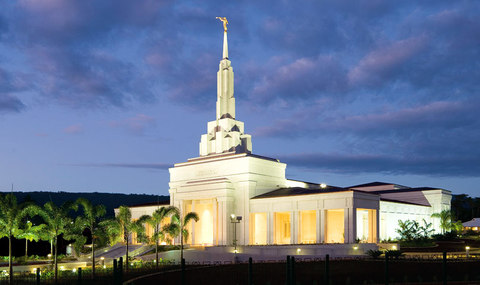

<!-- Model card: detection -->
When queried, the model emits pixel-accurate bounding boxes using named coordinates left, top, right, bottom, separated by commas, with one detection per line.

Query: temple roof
left=252, top=186, right=351, bottom=199
left=463, top=218, right=480, bottom=227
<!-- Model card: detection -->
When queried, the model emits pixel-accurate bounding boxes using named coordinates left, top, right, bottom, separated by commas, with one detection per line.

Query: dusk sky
left=1, top=0, right=479, bottom=197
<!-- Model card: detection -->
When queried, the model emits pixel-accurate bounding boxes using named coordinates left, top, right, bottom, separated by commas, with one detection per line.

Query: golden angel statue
left=216, top=17, right=228, bottom=32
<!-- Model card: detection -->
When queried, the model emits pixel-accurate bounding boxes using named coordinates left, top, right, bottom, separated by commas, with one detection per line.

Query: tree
left=0, top=193, right=40, bottom=283
left=74, top=198, right=106, bottom=279
left=419, top=219, right=434, bottom=239
left=113, top=206, right=149, bottom=272
left=37, top=201, right=78, bottom=284
left=431, top=210, right=453, bottom=234
left=170, top=209, right=199, bottom=261
left=144, top=206, right=178, bottom=268
left=17, top=220, right=45, bottom=260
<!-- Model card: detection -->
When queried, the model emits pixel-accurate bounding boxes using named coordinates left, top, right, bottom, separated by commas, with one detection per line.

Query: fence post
left=286, top=255, right=291, bottom=285
left=442, top=251, right=447, bottom=285
left=119, top=257, right=123, bottom=284
left=36, top=268, right=40, bottom=285
left=248, top=257, right=253, bottom=285
left=291, top=256, right=296, bottom=285
left=113, top=259, right=118, bottom=285
left=325, top=254, right=330, bottom=285
left=385, top=251, right=389, bottom=285
left=77, top=267, right=82, bottom=285
left=181, top=258, right=186, bottom=285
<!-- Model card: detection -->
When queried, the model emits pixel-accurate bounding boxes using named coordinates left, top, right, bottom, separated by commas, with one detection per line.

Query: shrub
left=366, top=249, right=383, bottom=259
left=386, top=250, right=404, bottom=259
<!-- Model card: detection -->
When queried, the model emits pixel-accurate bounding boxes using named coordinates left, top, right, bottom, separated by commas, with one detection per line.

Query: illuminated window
left=249, top=213, right=267, bottom=245
left=356, top=209, right=377, bottom=243
left=274, top=212, right=291, bottom=244
left=325, top=209, right=344, bottom=243
left=299, top=210, right=316, bottom=244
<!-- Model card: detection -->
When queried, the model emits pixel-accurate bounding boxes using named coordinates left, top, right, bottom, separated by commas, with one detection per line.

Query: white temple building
left=121, top=24, right=451, bottom=247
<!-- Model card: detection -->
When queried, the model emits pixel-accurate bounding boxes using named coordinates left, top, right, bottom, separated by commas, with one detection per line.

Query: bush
left=386, top=250, right=404, bottom=259
left=433, top=231, right=458, bottom=241
left=366, top=249, right=383, bottom=259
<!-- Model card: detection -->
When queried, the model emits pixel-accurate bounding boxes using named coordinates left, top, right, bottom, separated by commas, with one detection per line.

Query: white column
left=217, top=198, right=225, bottom=245
left=291, top=211, right=297, bottom=244
left=267, top=212, right=274, bottom=245
left=191, top=200, right=196, bottom=245
left=213, top=198, right=218, bottom=245
left=317, top=210, right=323, bottom=243
left=344, top=207, right=356, bottom=243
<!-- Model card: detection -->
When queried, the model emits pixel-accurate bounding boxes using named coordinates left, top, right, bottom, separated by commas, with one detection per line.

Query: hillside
left=5, top=191, right=169, bottom=217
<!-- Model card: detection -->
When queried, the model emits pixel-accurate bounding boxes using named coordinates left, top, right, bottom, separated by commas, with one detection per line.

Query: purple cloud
left=109, top=114, right=156, bottom=136
left=279, top=152, right=480, bottom=177
left=0, top=94, right=25, bottom=113
left=70, top=162, right=170, bottom=170
left=348, top=35, right=429, bottom=87
left=63, top=124, right=83, bottom=134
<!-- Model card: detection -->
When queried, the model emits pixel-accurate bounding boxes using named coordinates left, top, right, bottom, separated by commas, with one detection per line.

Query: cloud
left=347, top=35, right=429, bottom=87
left=70, top=162, right=170, bottom=170
left=109, top=114, right=156, bottom=136
left=63, top=124, right=83, bottom=134
left=250, top=55, right=347, bottom=104
left=259, top=99, right=480, bottom=178
left=0, top=94, right=25, bottom=113
left=279, top=152, right=480, bottom=177
left=255, top=99, right=479, bottom=139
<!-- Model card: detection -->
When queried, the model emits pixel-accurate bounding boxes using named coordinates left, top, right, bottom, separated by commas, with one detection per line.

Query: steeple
left=198, top=19, right=252, bottom=156
left=223, top=31, right=228, bottom=59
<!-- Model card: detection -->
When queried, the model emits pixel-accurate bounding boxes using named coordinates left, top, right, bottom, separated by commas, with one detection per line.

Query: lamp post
left=230, top=214, right=242, bottom=252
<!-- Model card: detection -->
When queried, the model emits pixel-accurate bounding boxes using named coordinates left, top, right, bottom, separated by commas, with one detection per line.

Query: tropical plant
left=385, top=249, right=404, bottom=259
left=74, top=198, right=106, bottom=279
left=170, top=209, right=199, bottom=261
left=431, top=210, right=453, bottom=234
left=17, top=220, right=45, bottom=260
left=396, top=220, right=419, bottom=241
left=0, top=193, right=41, bottom=283
left=144, top=206, right=178, bottom=268
left=112, top=206, right=149, bottom=272
left=366, top=249, right=383, bottom=259
left=37, top=201, right=78, bottom=284
left=419, top=219, right=434, bottom=239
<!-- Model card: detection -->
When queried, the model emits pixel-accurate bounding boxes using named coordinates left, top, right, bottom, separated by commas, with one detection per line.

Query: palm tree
left=0, top=193, right=41, bottom=283
left=431, top=209, right=453, bottom=234
left=170, top=209, right=199, bottom=261
left=114, top=206, right=149, bottom=272
left=17, top=220, right=45, bottom=260
left=74, top=198, right=106, bottom=279
left=37, top=201, right=78, bottom=284
left=145, top=206, right=178, bottom=268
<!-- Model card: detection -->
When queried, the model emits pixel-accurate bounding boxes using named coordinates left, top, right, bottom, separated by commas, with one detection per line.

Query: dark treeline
left=451, top=194, right=480, bottom=222
left=7, top=191, right=169, bottom=217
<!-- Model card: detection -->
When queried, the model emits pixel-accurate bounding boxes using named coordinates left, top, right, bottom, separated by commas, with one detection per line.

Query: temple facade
left=122, top=25, right=451, bottom=247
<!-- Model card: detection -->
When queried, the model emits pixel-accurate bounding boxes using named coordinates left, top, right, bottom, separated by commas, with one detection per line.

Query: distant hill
left=4, top=191, right=169, bottom=217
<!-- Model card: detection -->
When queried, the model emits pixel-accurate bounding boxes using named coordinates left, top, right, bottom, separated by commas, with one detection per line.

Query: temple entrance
left=185, top=199, right=216, bottom=245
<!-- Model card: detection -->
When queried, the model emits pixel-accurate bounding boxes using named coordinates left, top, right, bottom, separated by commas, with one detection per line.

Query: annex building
left=123, top=24, right=451, bottom=247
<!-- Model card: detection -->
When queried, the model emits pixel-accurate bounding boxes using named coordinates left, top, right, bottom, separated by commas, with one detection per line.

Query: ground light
left=297, top=248, right=302, bottom=254
left=72, top=268, right=76, bottom=273
left=466, top=246, right=470, bottom=257
left=392, top=245, right=397, bottom=250
left=353, top=246, right=358, bottom=250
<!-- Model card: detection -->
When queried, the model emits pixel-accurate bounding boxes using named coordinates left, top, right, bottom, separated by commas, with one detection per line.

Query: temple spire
left=198, top=18, right=252, bottom=156
left=223, top=31, right=228, bottom=59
